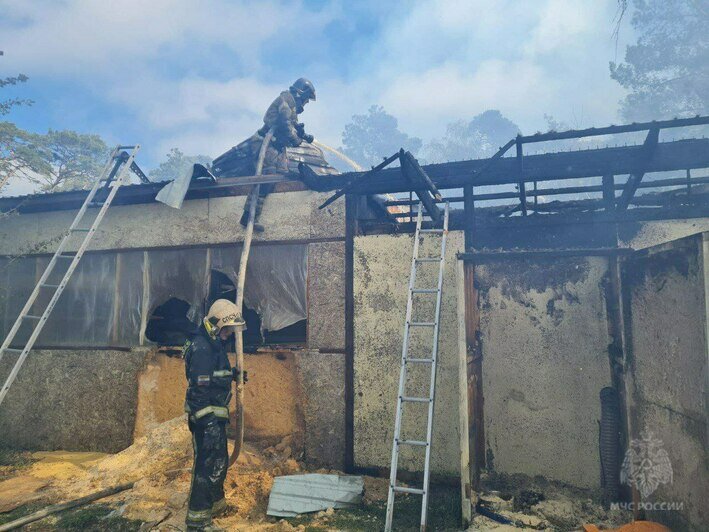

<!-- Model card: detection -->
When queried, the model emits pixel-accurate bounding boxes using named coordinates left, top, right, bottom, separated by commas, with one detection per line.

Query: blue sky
left=1, top=0, right=634, bottom=180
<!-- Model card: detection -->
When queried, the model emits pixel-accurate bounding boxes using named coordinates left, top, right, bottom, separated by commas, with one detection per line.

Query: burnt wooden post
left=461, top=184, right=484, bottom=501
left=686, top=169, right=692, bottom=198
left=464, top=184, right=475, bottom=251
left=344, top=193, right=358, bottom=473
left=617, top=127, right=659, bottom=210
left=516, top=136, right=527, bottom=216
left=463, top=261, right=484, bottom=494
left=602, top=174, right=615, bottom=210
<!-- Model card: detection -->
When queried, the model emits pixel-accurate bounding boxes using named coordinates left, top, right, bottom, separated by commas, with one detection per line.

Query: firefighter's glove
left=231, top=368, right=249, bottom=384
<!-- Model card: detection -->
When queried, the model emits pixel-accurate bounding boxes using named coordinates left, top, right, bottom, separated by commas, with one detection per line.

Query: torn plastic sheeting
left=266, top=474, right=364, bottom=517
left=210, top=244, right=307, bottom=332
left=145, top=248, right=209, bottom=326
left=0, top=256, right=37, bottom=345
left=39, top=253, right=116, bottom=346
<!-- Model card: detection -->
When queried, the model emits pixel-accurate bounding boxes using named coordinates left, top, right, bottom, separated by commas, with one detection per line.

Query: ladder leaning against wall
left=0, top=145, right=140, bottom=407
left=385, top=201, right=450, bottom=532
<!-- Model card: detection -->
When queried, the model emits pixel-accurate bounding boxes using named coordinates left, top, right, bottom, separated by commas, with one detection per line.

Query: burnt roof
left=1, top=138, right=708, bottom=215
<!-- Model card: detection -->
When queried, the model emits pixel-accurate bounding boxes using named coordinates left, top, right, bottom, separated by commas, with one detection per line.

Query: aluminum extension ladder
left=0, top=145, right=140, bottom=407
left=385, top=201, right=450, bottom=532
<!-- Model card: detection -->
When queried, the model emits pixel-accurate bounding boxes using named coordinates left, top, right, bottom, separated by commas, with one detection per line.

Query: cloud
left=360, top=0, right=629, bottom=136
left=524, top=0, right=603, bottom=56
left=0, top=0, right=633, bottom=168
left=379, top=60, right=555, bottom=133
left=0, top=0, right=335, bottom=75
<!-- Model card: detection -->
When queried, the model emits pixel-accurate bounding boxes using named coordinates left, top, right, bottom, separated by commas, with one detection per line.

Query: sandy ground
left=0, top=417, right=363, bottom=531
left=0, top=417, right=646, bottom=531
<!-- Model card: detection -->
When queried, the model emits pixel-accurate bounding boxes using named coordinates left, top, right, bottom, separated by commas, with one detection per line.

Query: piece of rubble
left=532, top=498, right=577, bottom=528
left=167, top=491, right=188, bottom=509
left=480, top=493, right=514, bottom=512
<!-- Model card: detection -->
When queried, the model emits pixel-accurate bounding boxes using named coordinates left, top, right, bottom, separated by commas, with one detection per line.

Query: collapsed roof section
left=1, top=117, right=708, bottom=228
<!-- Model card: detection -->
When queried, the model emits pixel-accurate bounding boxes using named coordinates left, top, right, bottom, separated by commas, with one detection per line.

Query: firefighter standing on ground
left=183, top=299, right=246, bottom=531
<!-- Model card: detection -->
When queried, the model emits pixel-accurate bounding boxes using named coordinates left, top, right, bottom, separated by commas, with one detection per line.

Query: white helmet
left=204, top=299, right=246, bottom=335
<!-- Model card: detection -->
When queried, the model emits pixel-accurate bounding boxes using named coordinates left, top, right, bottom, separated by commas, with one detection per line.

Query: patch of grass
left=0, top=502, right=142, bottom=531
left=54, top=504, right=142, bottom=532
left=0, top=501, right=46, bottom=526
left=281, top=484, right=461, bottom=532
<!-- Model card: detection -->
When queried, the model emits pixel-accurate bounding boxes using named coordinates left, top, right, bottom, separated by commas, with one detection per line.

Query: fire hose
left=228, top=134, right=386, bottom=466
left=229, top=128, right=274, bottom=467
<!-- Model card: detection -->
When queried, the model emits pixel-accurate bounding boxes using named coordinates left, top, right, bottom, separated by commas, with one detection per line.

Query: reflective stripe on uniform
left=186, top=508, right=212, bottom=527
left=193, top=405, right=229, bottom=419
left=212, top=370, right=232, bottom=377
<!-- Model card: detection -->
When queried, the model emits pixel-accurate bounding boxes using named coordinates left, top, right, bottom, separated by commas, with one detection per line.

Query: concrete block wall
left=0, top=190, right=348, bottom=470
left=0, top=190, right=345, bottom=255
left=302, top=239, right=347, bottom=469
left=353, top=231, right=464, bottom=476
left=622, top=233, right=708, bottom=531
left=475, top=257, right=612, bottom=488
left=0, top=349, right=148, bottom=453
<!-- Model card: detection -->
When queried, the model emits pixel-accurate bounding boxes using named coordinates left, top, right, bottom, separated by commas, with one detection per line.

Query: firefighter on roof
left=211, top=78, right=317, bottom=231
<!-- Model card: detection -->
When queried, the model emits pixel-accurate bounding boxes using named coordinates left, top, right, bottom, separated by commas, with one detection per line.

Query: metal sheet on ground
left=266, top=474, right=364, bottom=517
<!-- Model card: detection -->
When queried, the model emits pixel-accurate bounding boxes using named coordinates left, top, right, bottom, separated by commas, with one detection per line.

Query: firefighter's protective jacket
left=183, top=325, right=233, bottom=423
left=258, top=90, right=307, bottom=150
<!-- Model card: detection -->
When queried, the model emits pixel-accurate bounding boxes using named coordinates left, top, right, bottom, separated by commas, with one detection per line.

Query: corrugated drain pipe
left=599, top=386, right=621, bottom=506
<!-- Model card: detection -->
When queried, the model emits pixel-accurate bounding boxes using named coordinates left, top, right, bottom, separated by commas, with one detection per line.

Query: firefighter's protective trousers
left=183, top=326, right=233, bottom=530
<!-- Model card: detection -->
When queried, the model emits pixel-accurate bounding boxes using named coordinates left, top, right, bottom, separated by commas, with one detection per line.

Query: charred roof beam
left=517, top=115, right=709, bottom=143
left=616, top=127, right=660, bottom=210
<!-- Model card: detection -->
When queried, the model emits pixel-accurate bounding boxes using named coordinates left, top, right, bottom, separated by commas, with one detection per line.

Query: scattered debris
left=466, top=472, right=633, bottom=531
left=0, top=482, right=133, bottom=532
left=266, top=474, right=363, bottom=517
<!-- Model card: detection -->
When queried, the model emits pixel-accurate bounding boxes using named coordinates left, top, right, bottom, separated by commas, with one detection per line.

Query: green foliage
left=1, top=56, right=107, bottom=193
left=0, top=74, right=32, bottom=117
left=610, top=0, right=709, bottom=121
left=0, top=61, right=32, bottom=191
left=422, top=110, right=520, bottom=164
left=1, top=127, right=110, bottom=193
left=18, top=129, right=110, bottom=191
left=0, top=121, right=33, bottom=187
left=341, top=105, right=423, bottom=168
left=149, top=148, right=212, bottom=182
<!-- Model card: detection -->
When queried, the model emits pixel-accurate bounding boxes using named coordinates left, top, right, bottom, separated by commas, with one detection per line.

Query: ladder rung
left=88, top=202, right=104, bottom=207
left=57, top=254, right=75, bottom=259
left=415, top=257, right=441, bottom=262
left=116, top=145, right=137, bottom=150
left=404, top=358, right=434, bottom=364
left=22, top=315, right=42, bottom=320
left=419, top=229, right=444, bottom=234
left=40, top=283, right=60, bottom=288
left=409, top=321, right=435, bottom=327
left=3, top=348, right=23, bottom=354
left=400, top=396, right=431, bottom=403
left=411, top=288, right=438, bottom=294
left=393, top=486, right=425, bottom=495
left=398, top=439, right=428, bottom=447
left=71, top=228, right=91, bottom=232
